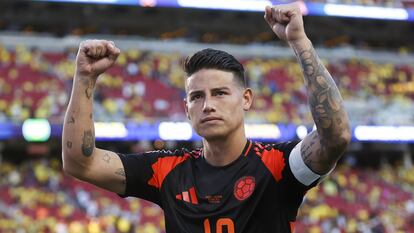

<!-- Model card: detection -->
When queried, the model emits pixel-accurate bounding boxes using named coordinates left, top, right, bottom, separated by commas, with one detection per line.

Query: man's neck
left=202, top=129, right=247, bottom=167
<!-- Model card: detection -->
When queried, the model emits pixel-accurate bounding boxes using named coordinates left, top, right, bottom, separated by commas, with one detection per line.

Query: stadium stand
left=0, top=1, right=413, bottom=232
left=0, top=40, right=413, bottom=126
left=0, top=38, right=413, bottom=229
left=306, top=0, right=414, bottom=8
left=1, top=157, right=413, bottom=233
left=0, top=158, right=165, bottom=233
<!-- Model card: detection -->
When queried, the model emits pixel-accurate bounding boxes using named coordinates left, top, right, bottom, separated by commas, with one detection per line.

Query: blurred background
left=0, top=0, right=413, bottom=232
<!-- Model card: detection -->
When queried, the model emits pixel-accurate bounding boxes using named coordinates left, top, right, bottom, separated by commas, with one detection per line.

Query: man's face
left=184, top=69, right=253, bottom=141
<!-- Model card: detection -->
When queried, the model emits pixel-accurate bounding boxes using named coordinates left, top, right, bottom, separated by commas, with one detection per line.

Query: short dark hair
left=184, top=48, right=246, bottom=87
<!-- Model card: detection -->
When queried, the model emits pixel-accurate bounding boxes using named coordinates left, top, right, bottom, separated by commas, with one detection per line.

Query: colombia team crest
left=233, top=176, right=255, bottom=201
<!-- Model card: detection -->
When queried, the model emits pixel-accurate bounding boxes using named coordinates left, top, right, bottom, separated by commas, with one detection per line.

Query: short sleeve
left=117, top=151, right=163, bottom=205
left=271, top=141, right=320, bottom=219
left=272, top=140, right=320, bottom=189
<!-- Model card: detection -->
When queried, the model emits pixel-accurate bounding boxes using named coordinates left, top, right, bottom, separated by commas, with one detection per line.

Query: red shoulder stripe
left=259, top=148, right=286, bottom=182
left=148, top=153, right=191, bottom=189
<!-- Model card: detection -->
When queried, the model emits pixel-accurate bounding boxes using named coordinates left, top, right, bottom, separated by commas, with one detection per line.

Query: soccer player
left=62, top=2, right=351, bottom=233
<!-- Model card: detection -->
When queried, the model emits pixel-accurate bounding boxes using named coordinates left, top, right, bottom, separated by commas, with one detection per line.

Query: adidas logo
left=176, top=186, right=198, bottom=204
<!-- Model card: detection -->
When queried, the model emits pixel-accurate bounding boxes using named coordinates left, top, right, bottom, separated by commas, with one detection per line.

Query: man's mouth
left=201, top=117, right=223, bottom=123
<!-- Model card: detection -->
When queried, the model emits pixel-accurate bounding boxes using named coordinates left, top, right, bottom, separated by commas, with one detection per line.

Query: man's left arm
left=291, top=39, right=351, bottom=174
left=265, top=3, right=351, bottom=175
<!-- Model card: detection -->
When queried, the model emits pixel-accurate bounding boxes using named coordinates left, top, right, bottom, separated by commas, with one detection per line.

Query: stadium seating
left=1, top=158, right=413, bottom=232
left=0, top=159, right=165, bottom=233
left=305, top=0, right=414, bottom=8
left=0, top=43, right=413, bottom=126
left=295, top=164, right=414, bottom=232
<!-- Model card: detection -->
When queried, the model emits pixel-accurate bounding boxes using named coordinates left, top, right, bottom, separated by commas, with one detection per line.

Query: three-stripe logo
left=176, top=186, right=198, bottom=204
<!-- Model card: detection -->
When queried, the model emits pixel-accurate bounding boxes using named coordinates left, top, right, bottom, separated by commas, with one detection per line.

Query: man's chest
left=160, top=157, right=275, bottom=213
left=155, top=155, right=294, bottom=233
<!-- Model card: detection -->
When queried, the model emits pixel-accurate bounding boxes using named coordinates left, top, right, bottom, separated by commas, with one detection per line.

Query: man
left=62, top=3, right=351, bottom=233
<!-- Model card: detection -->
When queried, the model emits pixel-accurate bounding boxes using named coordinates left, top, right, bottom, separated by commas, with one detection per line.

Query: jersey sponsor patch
left=205, top=195, right=222, bottom=204
left=233, top=176, right=256, bottom=201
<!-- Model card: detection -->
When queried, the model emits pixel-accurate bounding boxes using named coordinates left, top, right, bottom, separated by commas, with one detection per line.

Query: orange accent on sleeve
left=189, top=187, right=198, bottom=204
left=147, top=154, right=190, bottom=189
left=260, top=148, right=286, bottom=182
left=290, top=221, right=296, bottom=232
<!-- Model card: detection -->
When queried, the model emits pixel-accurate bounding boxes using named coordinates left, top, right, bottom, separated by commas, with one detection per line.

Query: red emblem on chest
left=233, top=176, right=255, bottom=201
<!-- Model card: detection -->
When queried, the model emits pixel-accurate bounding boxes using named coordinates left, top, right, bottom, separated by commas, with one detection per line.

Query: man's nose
left=202, top=96, right=215, bottom=113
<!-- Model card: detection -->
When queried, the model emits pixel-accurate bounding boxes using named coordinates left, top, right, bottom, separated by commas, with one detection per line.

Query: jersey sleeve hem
left=115, top=153, right=130, bottom=198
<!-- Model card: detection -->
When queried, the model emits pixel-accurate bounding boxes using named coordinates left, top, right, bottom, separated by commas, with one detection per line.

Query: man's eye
left=216, top=91, right=226, bottom=96
left=190, top=95, right=201, bottom=101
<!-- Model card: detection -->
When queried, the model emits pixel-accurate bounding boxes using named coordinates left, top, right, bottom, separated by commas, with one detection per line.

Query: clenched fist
left=264, top=2, right=307, bottom=43
left=75, top=40, right=121, bottom=78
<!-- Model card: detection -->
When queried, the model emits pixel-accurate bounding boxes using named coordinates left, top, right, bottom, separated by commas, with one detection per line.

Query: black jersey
left=117, top=140, right=319, bottom=233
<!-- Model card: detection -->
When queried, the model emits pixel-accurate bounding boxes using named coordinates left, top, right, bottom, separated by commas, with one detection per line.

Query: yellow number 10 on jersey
left=204, top=218, right=235, bottom=233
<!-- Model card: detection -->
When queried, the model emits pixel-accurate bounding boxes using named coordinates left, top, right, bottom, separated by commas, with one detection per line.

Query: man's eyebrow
left=188, top=87, right=230, bottom=96
left=211, top=87, right=230, bottom=91
left=188, top=90, right=203, bottom=96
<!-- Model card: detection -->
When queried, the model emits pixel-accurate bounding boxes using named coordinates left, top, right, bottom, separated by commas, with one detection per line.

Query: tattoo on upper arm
left=102, top=153, right=111, bottom=163
left=301, top=143, right=311, bottom=159
left=81, top=130, right=94, bottom=157
left=300, top=132, right=321, bottom=167
left=115, top=168, right=125, bottom=177
left=67, top=116, right=75, bottom=124
left=66, top=141, right=72, bottom=149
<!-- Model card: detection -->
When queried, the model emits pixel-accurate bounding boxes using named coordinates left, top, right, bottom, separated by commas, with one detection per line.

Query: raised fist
left=75, top=40, right=121, bottom=78
left=264, top=2, right=307, bottom=43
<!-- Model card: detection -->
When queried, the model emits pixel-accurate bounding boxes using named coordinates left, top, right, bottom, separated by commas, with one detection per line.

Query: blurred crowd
left=0, top=158, right=165, bottom=233
left=0, top=156, right=413, bottom=233
left=304, top=0, right=414, bottom=8
left=0, top=43, right=413, bottom=126
left=295, top=163, right=414, bottom=233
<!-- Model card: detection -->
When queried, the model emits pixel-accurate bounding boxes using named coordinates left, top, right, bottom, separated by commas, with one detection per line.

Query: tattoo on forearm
left=300, top=50, right=318, bottom=78
left=298, top=49, right=343, bottom=128
left=66, top=141, right=72, bottom=149
left=115, top=168, right=125, bottom=177
left=89, top=113, right=93, bottom=119
left=102, top=153, right=111, bottom=163
left=85, top=82, right=93, bottom=99
left=81, top=130, right=94, bottom=157
left=81, top=78, right=94, bottom=100
left=296, top=47, right=350, bottom=166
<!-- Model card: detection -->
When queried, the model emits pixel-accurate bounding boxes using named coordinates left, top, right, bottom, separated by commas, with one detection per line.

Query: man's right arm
left=62, top=40, right=126, bottom=194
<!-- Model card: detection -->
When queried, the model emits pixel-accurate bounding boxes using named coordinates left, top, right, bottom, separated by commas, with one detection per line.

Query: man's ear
left=183, top=98, right=191, bottom=120
left=243, top=88, right=253, bottom=111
